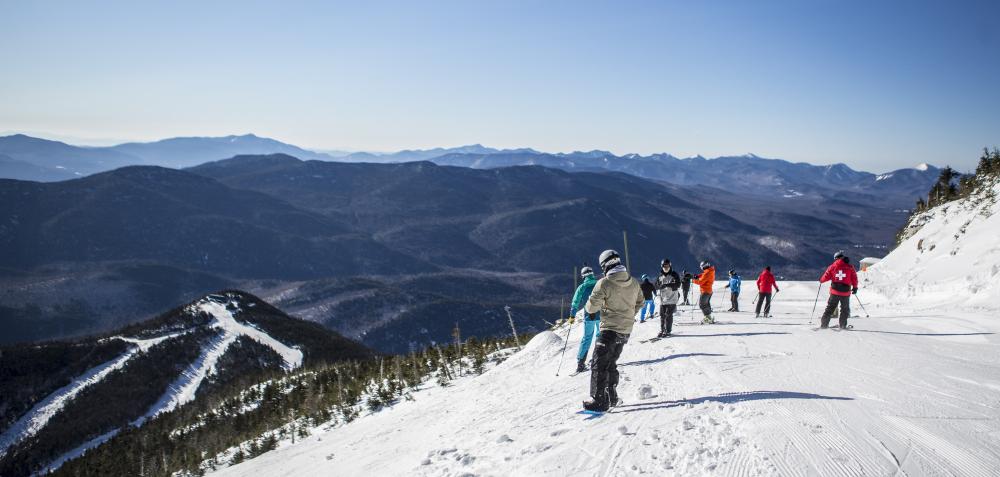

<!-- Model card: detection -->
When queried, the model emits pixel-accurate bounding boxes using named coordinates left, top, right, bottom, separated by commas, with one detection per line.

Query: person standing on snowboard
left=681, top=270, right=693, bottom=305
left=655, top=258, right=681, bottom=337
left=569, top=266, right=600, bottom=373
left=582, top=249, right=644, bottom=412
left=818, top=251, right=859, bottom=329
left=724, top=269, right=741, bottom=312
left=755, top=266, right=779, bottom=318
left=692, top=261, right=716, bottom=323
left=639, top=275, right=656, bottom=323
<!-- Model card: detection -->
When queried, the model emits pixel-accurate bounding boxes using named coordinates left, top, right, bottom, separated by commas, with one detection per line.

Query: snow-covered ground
left=212, top=279, right=1000, bottom=476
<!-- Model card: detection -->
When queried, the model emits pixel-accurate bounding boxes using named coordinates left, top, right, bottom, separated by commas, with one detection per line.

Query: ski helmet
left=700, top=261, right=711, bottom=270
left=641, top=274, right=649, bottom=281
left=661, top=258, right=671, bottom=267
left=598, top=249, right=621, bottom=273
left=833, top=250, right=845, bottom=260
left=580, top=266, right=594, bottom=278
left=729, top=269, right=735, bottom=276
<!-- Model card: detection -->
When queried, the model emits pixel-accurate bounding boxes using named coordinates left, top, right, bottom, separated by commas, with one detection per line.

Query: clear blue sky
left=1, top=0, right=997, bottom=171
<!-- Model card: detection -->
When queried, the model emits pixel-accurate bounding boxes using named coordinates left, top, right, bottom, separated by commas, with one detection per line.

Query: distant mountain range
left=0, top=290, right=370, bottom=475
left=0, top=134, right=938, bottom=208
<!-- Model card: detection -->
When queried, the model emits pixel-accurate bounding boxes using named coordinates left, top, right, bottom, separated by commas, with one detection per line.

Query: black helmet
left=598, top=249, right=622, bottom=273
left=728, top=269, right=735, bottom=276
left=661, top=258, right=671, bottom=267
left=580, top=266, right=594, bottom=278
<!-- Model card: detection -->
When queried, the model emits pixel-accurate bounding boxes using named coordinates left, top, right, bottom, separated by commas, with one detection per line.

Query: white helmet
left=598, top=249, right=622, bottom=273
left=580, top=266, right=594, bottom=278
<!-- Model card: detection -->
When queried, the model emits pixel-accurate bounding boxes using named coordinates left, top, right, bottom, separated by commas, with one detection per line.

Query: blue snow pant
left=640, top=299, right=655, bottom=322
left=577, top=313, right=601, bottom=361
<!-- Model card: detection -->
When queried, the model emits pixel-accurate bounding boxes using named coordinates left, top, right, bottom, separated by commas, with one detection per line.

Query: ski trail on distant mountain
left=0, top=332, right=183, bottom=458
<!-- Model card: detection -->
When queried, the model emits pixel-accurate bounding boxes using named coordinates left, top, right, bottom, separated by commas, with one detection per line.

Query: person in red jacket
left=818, top=251, right=859, bottom=329
left=755, top=266, right=779, bottom=318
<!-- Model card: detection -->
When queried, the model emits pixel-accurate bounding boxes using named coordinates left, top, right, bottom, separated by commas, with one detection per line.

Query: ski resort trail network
left=214, top=281, right=1000, bottom=476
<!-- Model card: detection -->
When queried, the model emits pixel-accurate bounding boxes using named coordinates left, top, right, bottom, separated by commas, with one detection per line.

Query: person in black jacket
left=639, top=275, right=656, bottom=323
left=655, top=259, right=681, bottom=337
left=681, top=270, right=693, bottom=305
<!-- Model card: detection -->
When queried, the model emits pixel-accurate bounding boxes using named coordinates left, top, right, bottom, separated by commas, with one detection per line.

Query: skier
left=582, top=249, right=644, bottom=412
left=818, top=251, right=859, bottom=329
left=569, top=266, right=600, bottom=373
left=755, top=266, right=780, bottom=318
left=692, top=261, right=716, bottom=323
left=681, top=270, right=693, bottom=305
left=639, top=275, right=656, bottom=323
left=654, top=258, right=681, bottom=337
left=724, top=269, right=741, bottom=312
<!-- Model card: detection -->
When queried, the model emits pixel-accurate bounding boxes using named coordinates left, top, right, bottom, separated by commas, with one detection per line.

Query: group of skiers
left=568, top=249, right=860, bottom=412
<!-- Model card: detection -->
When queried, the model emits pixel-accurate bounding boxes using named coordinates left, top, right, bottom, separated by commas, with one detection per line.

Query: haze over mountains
left=0, top=133, right=938, bottom=209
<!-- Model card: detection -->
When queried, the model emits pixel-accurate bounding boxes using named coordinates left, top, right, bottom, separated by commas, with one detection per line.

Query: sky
left=1, top=0, right=998, bottom=171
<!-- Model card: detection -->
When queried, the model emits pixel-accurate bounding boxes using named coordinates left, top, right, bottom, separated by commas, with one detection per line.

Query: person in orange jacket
left=692, top=261, right=716, bottom=323
left=818, top=251, right=859, bottom=329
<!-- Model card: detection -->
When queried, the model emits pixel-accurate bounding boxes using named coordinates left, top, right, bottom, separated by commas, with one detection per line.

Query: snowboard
left=812, top=325, right=854, bottom=331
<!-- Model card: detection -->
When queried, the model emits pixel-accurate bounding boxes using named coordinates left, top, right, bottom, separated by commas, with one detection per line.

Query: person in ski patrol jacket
left=655, top=258, right=681, bottom=337
left=582, top=249, right=644, bottom=412
left=818, top=251, right=859, bottom=329
left=755, top=266, right=779, bottom=318
left=569, top=267, right=600, bottom=373
left=692, top=262, right=716, bottom=323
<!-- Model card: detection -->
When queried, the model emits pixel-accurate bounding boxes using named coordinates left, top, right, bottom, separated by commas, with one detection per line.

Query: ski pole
left=555, top=318, right=574, bottom=376
left=808, top=283, right=822, bottom=323
left=854, top=293, right=870, bottom=318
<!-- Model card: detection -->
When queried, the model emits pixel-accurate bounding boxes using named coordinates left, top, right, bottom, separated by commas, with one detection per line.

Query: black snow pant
left=590, top=330, right=629, bottom=405
left=820, top=294, right=850, bottom=328
left=755, top=292, right=772, bottom=316
left=730, top=291, right=740, bottom=312
left=659, top=304, right=676, bottom=334
left=682, top=287, right=690, bottom=305
left=699, top=292, right=713, bottom=317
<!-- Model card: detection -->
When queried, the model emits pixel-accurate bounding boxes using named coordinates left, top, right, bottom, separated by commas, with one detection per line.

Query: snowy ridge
left=33, top=295, right=304, bottom=473
left=865, top=179, right=1000, bottom=311
left=212, top=280, right=1000, bottom=476
left=0, top=332, right=183, bottom=458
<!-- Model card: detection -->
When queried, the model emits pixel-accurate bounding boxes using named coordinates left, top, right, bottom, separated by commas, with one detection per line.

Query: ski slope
left=213, top=280, right=1000, bottom=476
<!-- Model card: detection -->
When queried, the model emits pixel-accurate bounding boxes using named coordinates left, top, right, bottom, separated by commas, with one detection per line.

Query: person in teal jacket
left=569, top=266, right=600, bottom=373
left=724, top=269, right=742, bottom=312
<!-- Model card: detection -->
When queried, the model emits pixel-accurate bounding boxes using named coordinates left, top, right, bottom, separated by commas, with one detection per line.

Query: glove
left=852, top=288, right=858, bottom=295
left=567, top=316, right=575, bottom=324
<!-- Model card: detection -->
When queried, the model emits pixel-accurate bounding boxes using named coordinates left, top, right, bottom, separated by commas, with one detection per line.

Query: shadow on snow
left=614, top=390, right=853, bottom=413
left=619, top=353, right=725, bottom=367
left=668, top=332, right=791, bottom=338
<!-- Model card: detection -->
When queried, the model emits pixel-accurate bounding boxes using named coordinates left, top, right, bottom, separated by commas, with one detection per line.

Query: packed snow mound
left=865, top=180, right=1000, bottom=311
left=489, top=331, right=563, bottom=372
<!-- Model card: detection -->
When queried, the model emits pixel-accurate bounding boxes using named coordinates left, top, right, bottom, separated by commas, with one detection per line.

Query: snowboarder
left=692, top=262, right=716, bottom=323
left=582, top=249, right=644, bottom=412
left=681, top=270, right=693, bottom=305
left=569, top=266, right=600, bottom=373
left=818, top=251, right=859, bottom=329
left=639, top=275, right=656, bottom=323
left=755, top=266, right=779, bottom=318
left=724, top=269, right=741, bottom=312
left=655, top=258, right=681, bottom=337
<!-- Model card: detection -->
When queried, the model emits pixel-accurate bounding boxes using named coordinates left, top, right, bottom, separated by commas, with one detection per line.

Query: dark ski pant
left=682, top=287, right=690, bottom=304
left=730, top=291, right=740, bottom=311
left=590, top=330, right=629, bottom=405
left=755, top=292, right=772, bottom=316
left=659, top=304, right=676, bottom=334
left=699, top=292, right=713, bottom=317
left=820, top=294, right=850, bottom=328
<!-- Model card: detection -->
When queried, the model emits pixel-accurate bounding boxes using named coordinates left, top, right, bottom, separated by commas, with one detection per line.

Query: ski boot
left=754, top=313, right=759, bottom=319
left=583, top=397, right=610, bottom=412
left=575, top=358, right=587, bottom=373
left=609, top=388, right=621, bottom=408
left=702, top=315, right=715, bottom=324
left=656, top=331, right=668, bottom=338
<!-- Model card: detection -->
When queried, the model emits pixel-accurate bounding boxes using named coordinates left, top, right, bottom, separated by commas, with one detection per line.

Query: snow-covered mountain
left=0, top=291, right=370, bottom=475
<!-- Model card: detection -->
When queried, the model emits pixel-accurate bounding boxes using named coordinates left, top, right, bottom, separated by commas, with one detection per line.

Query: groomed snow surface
left=212, top=280, right=1000, bottom=476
